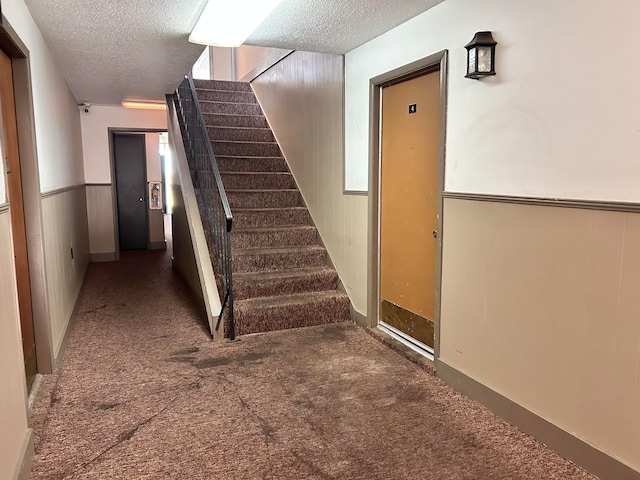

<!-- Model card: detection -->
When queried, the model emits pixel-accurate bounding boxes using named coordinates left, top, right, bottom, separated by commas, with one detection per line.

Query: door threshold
left=378, top=322, right=434, bottom=361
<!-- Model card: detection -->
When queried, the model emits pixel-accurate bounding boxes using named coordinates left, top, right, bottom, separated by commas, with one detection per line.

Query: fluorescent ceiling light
left=121, top=101, right=166, bottom=110
left=189, top=0, right=282, bottom=47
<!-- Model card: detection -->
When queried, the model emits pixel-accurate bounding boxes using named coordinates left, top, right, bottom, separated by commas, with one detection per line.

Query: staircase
left=191, top=79, right=351, bottom=337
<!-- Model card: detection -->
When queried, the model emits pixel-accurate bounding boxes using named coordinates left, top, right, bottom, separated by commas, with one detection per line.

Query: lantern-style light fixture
left=464, top=31, right=497, bottom=79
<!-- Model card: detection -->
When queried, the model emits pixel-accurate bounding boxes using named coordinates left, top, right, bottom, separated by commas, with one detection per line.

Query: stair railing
left=174, top=74, right=235, bottom=340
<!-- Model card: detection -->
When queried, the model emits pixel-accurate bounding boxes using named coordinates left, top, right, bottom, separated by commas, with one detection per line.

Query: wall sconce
left=464, top=31, right=497, bottom=79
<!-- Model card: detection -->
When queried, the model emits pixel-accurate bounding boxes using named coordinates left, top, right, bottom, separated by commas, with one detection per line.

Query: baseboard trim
left=350, top=306, right=367, bottom=327
left=91, top=252, right=116, bottom=262
left=149, top=240, right=166, bottom=250
left=14, top=428, right=34, bottom=480
left=436, top=359, right=640, bottom=480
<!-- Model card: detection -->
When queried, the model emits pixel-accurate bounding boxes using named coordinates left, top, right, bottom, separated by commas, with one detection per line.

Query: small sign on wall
left=149, top=181, right=162, bottom=210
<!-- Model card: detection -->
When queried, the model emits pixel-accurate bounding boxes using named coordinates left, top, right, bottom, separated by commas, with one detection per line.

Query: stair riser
left=196, top=89, right=257, bottom=104
left=226, top=190, right=303, bottom=209
left=233, top=249, right=327, bottom=273
left=203, top=113, right=268, bottom=129
left=208, top=127, right=275, bottom=143
left=213, top=141, right=281, bottom=157
left=221, top=173, right=296, bottom=190
left=235, top=295, right=351, bottom=336
left=200, top=102, right=263, bottom=116
left=217, top=157, right=288, bottom=173
left=193, top=79, right=252, bottom=92
left=233, top=272, right=338, bottom=300
left=231, top=228, right=317, bottom=249
left=233, top=209, right=310, bottom=228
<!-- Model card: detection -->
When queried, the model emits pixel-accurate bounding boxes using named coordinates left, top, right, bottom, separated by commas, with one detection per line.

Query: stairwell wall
left=250, top=51, right=369, bottom=317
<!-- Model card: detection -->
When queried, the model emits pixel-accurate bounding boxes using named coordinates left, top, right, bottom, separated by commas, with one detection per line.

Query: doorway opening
left=110, top=129, right=169, bottom=256
left=369, top=51, right=448, bottom=360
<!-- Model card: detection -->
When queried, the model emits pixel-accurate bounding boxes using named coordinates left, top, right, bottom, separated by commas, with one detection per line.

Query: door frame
left=108, top=128, right=166, bottom=258
left=1, top=15, right=56, bottom=373
left=368, top=50, right=448, bottom=361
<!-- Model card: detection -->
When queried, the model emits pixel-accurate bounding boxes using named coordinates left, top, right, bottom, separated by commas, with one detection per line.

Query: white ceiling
left=24, top=0, right=445, bottom=106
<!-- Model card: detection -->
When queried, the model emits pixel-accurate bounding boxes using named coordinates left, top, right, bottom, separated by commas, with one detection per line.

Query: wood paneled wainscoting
left=438, top=193, right=640, bottom=479
left=41, top=186, right=90, bottom=367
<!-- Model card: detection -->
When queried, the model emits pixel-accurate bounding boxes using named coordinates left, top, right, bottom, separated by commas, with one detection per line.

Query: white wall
left=212, top=47, right=234, bottom=81
left=80, top=106, right=167, bottom=184
left=235, top=45, right=291, bottom=81
left=345, top=0, right=640, bottom=201
left=4, top=0, right=84, bottom=193
left=192, top=46, right=211, bottom=80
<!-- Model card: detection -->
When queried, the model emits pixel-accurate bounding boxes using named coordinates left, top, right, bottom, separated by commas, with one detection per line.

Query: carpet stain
left=167, top=356, right=196, bottom=364
left=82, top=304, right=107, bottom=314
left=96, top=402, right=120, bottom=411
left=291, top=451, right=335, bottom=480
left=194, top=357, right=232, bottom=369
left=173, top=347, right=200, bottom=355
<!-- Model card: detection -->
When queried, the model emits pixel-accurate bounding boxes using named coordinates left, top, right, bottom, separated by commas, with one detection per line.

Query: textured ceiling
left=24, top=0, right=445, bottom=106
left=248, top=0, right=445, bottom=54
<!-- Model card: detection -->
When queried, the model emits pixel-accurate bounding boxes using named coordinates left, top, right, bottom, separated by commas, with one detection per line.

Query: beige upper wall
left=3, top=0, right=84, bottom=193
left=345, top=0, right=640, bottom=201
left=80, top=105, right=167, bottom=184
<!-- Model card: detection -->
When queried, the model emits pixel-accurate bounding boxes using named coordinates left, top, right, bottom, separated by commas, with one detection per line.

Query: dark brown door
left=114, top=133, right=148, bottom=250
left=380, top=70, right=441, bottom=349
left=0, top=48, right=37, bottom=387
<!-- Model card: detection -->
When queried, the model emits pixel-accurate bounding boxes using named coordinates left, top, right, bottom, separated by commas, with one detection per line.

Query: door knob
left=139, top=197, right=143, bottom=202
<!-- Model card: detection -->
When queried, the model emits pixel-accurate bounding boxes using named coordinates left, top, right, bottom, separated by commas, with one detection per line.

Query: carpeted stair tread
left=216, top=156, right=288, bottom=173
left=199, top=171, right=296, bottom=190
left=234, top=290, right=351, bottom=335
left=220, top=172, right=296, bottom=190
left=233, top=267, right=339, bottom=300
left=232, top=245, right=327, bottom=273
left=199, top=101, right=263, bottom=116
left=212, top=140, right=281, bottom=157
left=193, top=79, right=252, bottom=92
left=196, top=89, right=257, bottom=104
left=207, top=126, right=275, bottom=143
left=232, top=207, right=310, bottom=228
left=225, top=189, right=303, bottom=209
left=202, top=113, right=268, bottom=129
left=231, top=225, right=317, bottom=249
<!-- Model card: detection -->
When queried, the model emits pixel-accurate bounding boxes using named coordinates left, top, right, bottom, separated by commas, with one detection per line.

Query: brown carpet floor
left=29, top=247, right=597, bottom=479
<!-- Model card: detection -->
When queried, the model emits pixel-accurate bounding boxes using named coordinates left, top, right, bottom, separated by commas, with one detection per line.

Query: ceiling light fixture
left=121, top=101, right=167, bottom=110
left=189, top=0, right=282, bottom=47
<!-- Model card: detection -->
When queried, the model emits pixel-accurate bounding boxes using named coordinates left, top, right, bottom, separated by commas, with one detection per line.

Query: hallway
left=28, top=249, right=595, bottom=479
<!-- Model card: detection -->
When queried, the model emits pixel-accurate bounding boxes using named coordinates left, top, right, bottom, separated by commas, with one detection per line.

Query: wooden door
left=0, top=49, right=37, bottom=386
left=380, top=70, right=440, bottom=348
left=114, top=134, right=148, bottom=250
